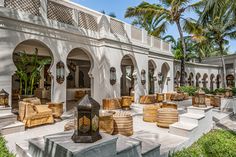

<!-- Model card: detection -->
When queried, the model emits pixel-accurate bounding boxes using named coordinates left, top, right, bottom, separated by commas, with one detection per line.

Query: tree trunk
left=176, top=20, right=187, bottom=86
left=219, top=43, right=226, bottom=88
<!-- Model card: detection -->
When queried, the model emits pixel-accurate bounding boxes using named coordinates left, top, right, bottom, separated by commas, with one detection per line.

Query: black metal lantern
left=72, top=95, right=102, bottom=143
left=141, top=69, right=146, bottom=85
left=110, top=67, right=116, bottom=85
left=0, top=89, right=9, bottom=107
left=56, top=61, right=65, bottom=84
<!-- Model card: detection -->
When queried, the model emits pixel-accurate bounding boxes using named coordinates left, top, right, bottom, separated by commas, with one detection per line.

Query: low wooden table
left=47, top=102, right=63, bottom=118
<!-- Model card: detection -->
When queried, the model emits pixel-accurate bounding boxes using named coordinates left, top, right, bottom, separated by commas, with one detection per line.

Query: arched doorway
left=188, top=73, right=194, bottom=86
left=12, top=40, right=53, bottom=112
left=120, top=55, right=135, bottom=96
left=226, top=74, right=234, bottom=87
left=210, top=74, right=215, bottom=91
left=196, top=73, right=201, bottom=87
left=161, top=62, right=170, bottom=93
left=216, top=74, right=221, bottom=89
left=66, top=48, right=93, bottom=110
left=148, top=60, right=156, bottom=94
left=202, top=73, right=208, bottom=88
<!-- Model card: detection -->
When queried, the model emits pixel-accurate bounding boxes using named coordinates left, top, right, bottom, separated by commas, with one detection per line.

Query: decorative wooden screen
left=4, top=0, right=40, bottom=16
left=47, top=1, right=74, bottom=25
left=78, top=11, right=98, bottom=31
left=110, top=19, right=125, bottom=36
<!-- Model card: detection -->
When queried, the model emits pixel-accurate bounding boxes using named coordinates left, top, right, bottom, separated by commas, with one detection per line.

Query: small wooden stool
left=157, top=108, right=178, bottom=128
left=47, top=102, right=63, bottom=118
left=143, top=104, right=161, bottom=122
left=113, top=111, right=133, bottom=136
left=121, top=96, right=132, bottom=110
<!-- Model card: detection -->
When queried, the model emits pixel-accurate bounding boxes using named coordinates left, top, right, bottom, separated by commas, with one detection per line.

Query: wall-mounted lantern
left=72, top=95, right=101, bottom=143
left=110, top=67, right=116, bottom=85
left=0, top=89, right=9, bottom=107
left=158, top=72, right=163, bottom=85
left=141, top=69, right=146, bottom=85
left=56, top=61, right=65, bottom=84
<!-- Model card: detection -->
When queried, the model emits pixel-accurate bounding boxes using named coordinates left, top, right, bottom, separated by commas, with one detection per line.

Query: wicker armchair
left=19, top=98, right=54, bottom=128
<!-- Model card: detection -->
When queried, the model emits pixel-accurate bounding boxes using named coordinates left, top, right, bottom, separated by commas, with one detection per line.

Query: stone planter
left=156, top=93, right=164, bottom=103
left=102, top=98, right=121, bottom=110
left=139, top=95, right=156, bottom=104
left=113, top=111, right=133, bottom=136
left=157, top=108, right=178, bottom=128
left=161, top=102, right=177, bottom=109
left=143, top=104, right=161, bottom=122
left=121, top=96, right=132, bottom=110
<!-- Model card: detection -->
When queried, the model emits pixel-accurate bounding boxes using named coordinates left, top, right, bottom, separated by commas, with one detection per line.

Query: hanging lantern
left=56, top=61, right=65, bottom=84
left=110, top=67, right=116, bottom=85
left=72, top=95, right=101, bottom=143
left=141, top=69, right=146, bottom=85
left=158, top=72, right=163, bottom=85
left=194, top=88, right=206, bottom=108
left=0, top=89, right=9, bottom=107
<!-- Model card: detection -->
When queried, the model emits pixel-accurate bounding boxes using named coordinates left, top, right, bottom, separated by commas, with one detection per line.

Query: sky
left=72, top=0, right=236, bottom=53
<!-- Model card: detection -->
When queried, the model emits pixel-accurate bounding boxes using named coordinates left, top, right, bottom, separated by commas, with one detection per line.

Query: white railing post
left=142, top=30, right=147, bottom=44
left=150, top=36, right=154, bottom=47
left=0, top=0, right=4, bottom=7
left=160, top=39, right=163, bottom=51
left=73, top=9, right=78, bottom=26
left=39, top=0, right=47, bottom=20
left=124, top=24, right=131, bottom=39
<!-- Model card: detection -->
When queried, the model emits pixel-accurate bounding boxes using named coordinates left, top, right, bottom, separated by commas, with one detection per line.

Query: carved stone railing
left=1, top=0, right=171, bottom=53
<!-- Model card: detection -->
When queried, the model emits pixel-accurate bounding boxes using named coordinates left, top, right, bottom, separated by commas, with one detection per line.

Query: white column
left=75, top=65, right=79, bottom=88
left=39, top=0, right=47, bottom=20
left=0, top=0, right=4, bottom=7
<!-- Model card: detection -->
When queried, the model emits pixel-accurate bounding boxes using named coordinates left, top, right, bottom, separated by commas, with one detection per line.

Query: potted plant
left=14, top=48, right=51, bottom=99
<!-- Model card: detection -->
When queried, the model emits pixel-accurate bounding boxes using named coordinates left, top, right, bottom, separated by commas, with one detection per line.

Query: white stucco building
left=0, top=0, right=228, bottom=110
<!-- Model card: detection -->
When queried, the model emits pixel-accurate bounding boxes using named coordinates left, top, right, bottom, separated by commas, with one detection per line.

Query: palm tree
left=125, top=1, right=204, bottom=86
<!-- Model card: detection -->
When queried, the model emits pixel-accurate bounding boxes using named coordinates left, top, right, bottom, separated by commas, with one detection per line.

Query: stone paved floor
left=4, top=109, right=188, bottom=157
left=216, top=114, right=236, bottom=131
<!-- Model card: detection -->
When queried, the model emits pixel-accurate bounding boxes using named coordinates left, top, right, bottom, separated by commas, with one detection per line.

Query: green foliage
left=14, top=48, right=51, bottom=95
left=232, top=87, right=236, bottom=96
left=171, top=130, right=236, bottom=157
left=0, top=136, right=15, bottom=157
left=178, top=86, right=197, bottom=96
left=201, top=87, right=212, bottom=94
left=215, top=88, right=226, bottom=94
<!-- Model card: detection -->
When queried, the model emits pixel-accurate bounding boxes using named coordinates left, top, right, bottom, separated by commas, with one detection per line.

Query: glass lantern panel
left=92, top=115, right=99, bottom=132
left=79, top=115, right=91, bottom=133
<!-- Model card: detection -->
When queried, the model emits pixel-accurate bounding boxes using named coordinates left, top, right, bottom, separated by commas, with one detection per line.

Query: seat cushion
left=23, top=97, right=41, bottom=105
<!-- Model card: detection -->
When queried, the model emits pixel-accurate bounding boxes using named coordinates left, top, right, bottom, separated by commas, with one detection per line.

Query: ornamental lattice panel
left=163, top=41, right=170, bottom=51
left=4, top=0, right=40, bottom=16
left=131, top=26, right=142, bottom=41
left=153, top=37, right=161, bottom=49
left=47, top=1, right=74, bottom=25
left=110, top=19, right=125, bottom=36
left=78, top=11, right=98, bottom=31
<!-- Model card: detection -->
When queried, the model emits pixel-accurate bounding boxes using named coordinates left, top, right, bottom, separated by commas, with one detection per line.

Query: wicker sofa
left=19, top=97, right=54, bottom=128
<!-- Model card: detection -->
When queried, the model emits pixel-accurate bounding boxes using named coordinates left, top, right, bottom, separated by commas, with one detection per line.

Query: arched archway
left=66, top=48, right=93, bottom=110
left=161, top=62, right=170, bottom=93
left=226, top=74, right=234, bottom=87
left=216, top=74, right=221, bottom=89
left=12, top=39, right=54, bottom=111
left=148, top=60, right=156, bottom=94
left=120, top=55, right=136, bottom=96
left=210, top=74, right=215, bottom=91
left=188, top=73, right=194, bottom=86
left=196, top=73, right=201, bottom=87
left=202, top=73, right=208, bottom=88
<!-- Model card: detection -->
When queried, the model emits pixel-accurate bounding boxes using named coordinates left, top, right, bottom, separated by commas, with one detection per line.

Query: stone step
left=169, top=122, right=198, bottom=137
left=131, top=131, right=161, bottom=157
left=179, top=113, right=205, bottom=125
left=0, top=107, right=12, bottom=114
left=0, top=113, right=17, bottom=128
left=16, top=141, right=32, bottom=157
left=28, top=137, right=45, bottom=157
left=187, top=106, right=212, bottom=115
left=116, top=134, right=142, bottom=157
left=0, top=121, right=25, bottom=135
